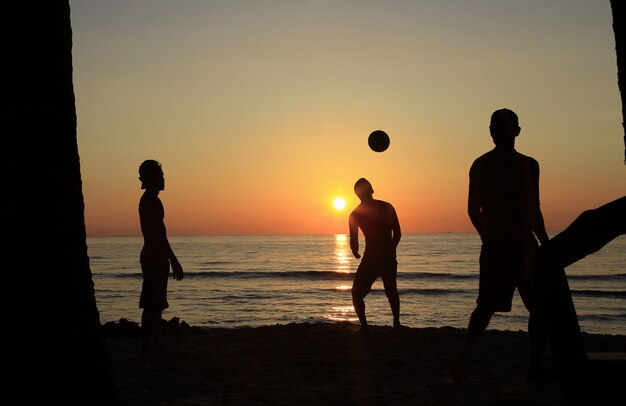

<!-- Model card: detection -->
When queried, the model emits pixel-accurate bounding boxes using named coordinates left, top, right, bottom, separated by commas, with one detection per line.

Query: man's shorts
left=139, top=258, right=170, bottom=310
left=477, top=236, right=535, bottom=312
left=352, top=253, right=398, bottom=297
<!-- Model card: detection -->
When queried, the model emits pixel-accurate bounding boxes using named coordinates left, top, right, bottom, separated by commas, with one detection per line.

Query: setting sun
left=333, top=197, right=347, bottom=211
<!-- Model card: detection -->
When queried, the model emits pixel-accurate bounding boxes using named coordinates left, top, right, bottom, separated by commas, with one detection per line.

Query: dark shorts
left=139, top=258, right=170, bottom=310
left=352, top=254, right=398, bottom=298
left=477, top=236, right=535, bottom=312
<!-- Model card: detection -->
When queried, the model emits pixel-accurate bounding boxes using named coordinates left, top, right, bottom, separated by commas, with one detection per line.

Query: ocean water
left=89, top=234, right=626, bottom=335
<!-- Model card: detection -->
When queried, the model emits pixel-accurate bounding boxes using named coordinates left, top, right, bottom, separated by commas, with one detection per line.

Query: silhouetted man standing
left=451, top=109, right=549, bottom=383
left=138, top=160, right=184, bottom=354
left=350, top=178, right=402, bottom=331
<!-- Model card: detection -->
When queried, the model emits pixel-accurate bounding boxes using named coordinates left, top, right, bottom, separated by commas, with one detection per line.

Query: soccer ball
left=368, top=130, right=390, bottom=152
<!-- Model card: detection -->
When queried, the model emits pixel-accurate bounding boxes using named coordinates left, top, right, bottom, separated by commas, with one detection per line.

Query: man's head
left=139, top=160, right=164, bottom=190
left=354, top=178, right=374, bottom=201
left=489, top=108, right=520, bottom=147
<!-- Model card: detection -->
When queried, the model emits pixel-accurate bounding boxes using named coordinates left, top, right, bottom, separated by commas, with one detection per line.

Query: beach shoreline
left=103, top=319, right=626, bottom=405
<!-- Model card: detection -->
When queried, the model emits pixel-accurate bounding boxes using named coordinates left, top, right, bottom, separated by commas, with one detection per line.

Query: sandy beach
left=102, top=319, right=625, bottom=405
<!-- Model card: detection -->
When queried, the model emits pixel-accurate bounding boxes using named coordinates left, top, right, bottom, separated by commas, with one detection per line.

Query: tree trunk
left=530, top=196, right=626, bottom=403
left=3, top=1, right=116, bottom=403
left=611, top=0, right=626, bottom=163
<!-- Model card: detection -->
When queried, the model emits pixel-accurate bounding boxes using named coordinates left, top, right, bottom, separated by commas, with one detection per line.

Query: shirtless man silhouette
left=450, top=109, right=549, bottom=383
left=349, top=178, right=402, bottom=331
left=138, top=160, right=184, bottom=354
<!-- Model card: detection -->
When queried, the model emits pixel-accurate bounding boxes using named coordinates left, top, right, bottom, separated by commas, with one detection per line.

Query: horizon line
left=85, top=231, right=483, bottom=239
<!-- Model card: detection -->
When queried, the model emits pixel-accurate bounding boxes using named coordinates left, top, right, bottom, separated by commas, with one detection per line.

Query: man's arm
left=143, top=196, right=184, bottom=281
left=468, top=166, right=483, bottom=237
left=163, top=227, right=184, bottom=281
left=349, top=212, right=361, bottom=259
left=530, top=160, right=549, bottom=245
left=389, top=204, right=401, bottom=251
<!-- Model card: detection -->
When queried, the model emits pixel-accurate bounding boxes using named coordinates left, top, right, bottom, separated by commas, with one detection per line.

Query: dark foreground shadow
left=529, top=196, right=626, bottom=404
left=102, top=321, right=626, bottom=405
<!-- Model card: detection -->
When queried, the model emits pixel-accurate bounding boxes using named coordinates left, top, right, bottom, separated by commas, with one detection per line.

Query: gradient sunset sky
left=71, top=1, right=625, bottom=237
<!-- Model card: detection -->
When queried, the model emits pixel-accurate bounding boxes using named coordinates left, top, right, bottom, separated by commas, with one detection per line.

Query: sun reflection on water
left=324, top=306, right=358, bottom=322
left=325, top=235, right=357, bottom=322
left=334, top=234, right=351, bottom=273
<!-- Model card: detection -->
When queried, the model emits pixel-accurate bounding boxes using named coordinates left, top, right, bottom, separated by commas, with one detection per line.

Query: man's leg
left=518, top=281, right=547, bottom=380
left=451, top=238, right=499, bottom=382
left=381, top=269, right=400, bottom=327
left=461, top=305, right=494, bottom=356
left=387, top=288, right=400, bottom=328
left=141, top=309, right=150, bottom=353
left=152, top=310, right=164, bottom=350
left=352, top=261, right=375, bottom=330
left=527, top=312, right=546, bottom=378
left=450, top=305, right=494, bottom=383
left=141, top=308, right=157, bottom=354
left=352, top=290, right=368, bottom=328
left=141, top=308, right=164, bottom=352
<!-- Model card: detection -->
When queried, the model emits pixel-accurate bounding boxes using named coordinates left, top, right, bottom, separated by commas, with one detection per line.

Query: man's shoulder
left=472, top=150, right=495, bottom=165
left=470, top=151, right=492, bottom=173
left=513, top=152, right=540, bottom=172
left=516, top=151, right=538, bottom=164
left=472, top=150, right=539, bottom=166
left=349, top=205, right=362, bottom=217
left=373, top=199, right=394, bottom=209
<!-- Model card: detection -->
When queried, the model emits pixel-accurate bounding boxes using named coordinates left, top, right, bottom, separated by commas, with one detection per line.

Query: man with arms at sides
left=450, top=109, right=549, bottom=383
left=138, top=159, right=184, bottom=354
left=350, top=178, right=402, bottom=333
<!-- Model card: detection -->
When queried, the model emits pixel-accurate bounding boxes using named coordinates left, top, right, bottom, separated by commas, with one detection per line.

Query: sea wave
left=571, top=289, right=626, bottom=299
left=93, top=269, right=626, bottom=284
left=567, top=273, right=626, bottom=281
left=328, top=286, right=471, bottom=295
left=577, top=314, right=626, bottom=322
left=94, top=271, right=626, bottom=299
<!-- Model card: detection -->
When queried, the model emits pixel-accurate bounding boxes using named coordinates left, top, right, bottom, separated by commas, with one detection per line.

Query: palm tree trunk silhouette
left=530, top=196, right=625, bottom=404
left=611, top=0, right=626, bottom=164
left=4, top=2, right=115, bottom=403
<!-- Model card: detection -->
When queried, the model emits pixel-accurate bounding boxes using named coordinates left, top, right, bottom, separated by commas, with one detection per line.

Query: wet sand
left=103, top=320, right=626, bottom=405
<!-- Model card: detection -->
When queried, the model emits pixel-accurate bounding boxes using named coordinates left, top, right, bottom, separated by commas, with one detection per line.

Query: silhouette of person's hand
left=171, top=259, right=184, bottom=281
left=352, top=251, right=361, bottom=259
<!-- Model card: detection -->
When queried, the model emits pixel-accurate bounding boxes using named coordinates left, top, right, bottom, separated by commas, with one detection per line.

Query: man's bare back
left=469, top=148, right=541, bottom=241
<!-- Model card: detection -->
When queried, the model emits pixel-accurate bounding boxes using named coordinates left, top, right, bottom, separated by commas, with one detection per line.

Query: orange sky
left=71, top=1, right=625, bottom=237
